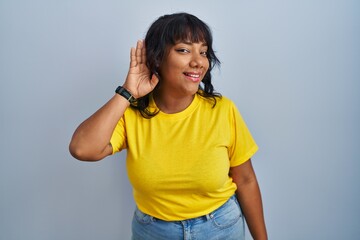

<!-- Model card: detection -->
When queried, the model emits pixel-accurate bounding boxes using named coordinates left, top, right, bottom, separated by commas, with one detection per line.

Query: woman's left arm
left=230, top=159, right=268, bottom=240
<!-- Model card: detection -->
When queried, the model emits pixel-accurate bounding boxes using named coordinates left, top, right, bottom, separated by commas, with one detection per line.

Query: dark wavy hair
left=131, top=12, right=221, bottom=118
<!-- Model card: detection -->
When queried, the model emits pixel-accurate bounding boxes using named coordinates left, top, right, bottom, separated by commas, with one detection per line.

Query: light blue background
left=1, top=0, right=359, bottom=239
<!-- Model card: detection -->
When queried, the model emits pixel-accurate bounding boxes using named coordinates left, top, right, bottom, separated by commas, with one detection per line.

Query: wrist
left=115, top=86, right=136, bottom=104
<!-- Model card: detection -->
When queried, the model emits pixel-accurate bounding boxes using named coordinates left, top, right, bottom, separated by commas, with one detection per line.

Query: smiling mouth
left=183, top=72, right=202, bottom=82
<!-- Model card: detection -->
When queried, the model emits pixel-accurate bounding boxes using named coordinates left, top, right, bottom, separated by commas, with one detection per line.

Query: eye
left=200, top=51, right=208, bottom=57
left=175, top=48, right=190, bottom=53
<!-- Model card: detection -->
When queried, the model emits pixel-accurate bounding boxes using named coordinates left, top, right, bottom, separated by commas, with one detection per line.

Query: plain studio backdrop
left=1, top=0, right=359, bottom=239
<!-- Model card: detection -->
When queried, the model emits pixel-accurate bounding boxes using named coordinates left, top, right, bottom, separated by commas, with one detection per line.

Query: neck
left=153, top=88, right=195, bottom=114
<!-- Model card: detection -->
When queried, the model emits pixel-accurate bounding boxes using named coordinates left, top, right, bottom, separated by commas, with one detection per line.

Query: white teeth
left=185, top=73, right=200, bottom=78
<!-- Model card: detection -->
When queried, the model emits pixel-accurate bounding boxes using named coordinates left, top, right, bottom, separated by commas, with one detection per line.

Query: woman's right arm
left=69, top=40, right=159, bottom=161
left=69, top=94, right=129, bottom=161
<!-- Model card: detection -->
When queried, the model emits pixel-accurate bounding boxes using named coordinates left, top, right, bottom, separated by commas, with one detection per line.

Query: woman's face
left=158, top=41, right=210, bottom=96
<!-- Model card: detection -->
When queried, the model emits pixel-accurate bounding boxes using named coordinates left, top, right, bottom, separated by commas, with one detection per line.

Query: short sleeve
left=228, top=102, right=258, bottom=167
left=110, top=116, right=127, bottom=154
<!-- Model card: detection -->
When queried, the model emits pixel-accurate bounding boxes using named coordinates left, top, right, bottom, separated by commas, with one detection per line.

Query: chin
left=184, top=84, right=200, bottom=95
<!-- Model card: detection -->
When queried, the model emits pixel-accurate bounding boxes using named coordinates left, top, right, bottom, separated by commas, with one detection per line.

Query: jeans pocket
left=210, top=197, right=242, bottom=229
left=134, top=207, right=156, bottom=225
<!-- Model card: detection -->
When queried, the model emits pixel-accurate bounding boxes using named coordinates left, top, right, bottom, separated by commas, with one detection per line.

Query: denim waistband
left=204, top=195, right=239, bottom=221
left=132, top=194, right=244, bottom=240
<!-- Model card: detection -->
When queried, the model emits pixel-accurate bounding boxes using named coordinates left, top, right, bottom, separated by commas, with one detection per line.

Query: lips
left=183, top=72, right=202, bottom=82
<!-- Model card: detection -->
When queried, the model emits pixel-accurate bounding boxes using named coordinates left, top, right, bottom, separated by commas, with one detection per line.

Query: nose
left=189, top=53, right=206, bottom=69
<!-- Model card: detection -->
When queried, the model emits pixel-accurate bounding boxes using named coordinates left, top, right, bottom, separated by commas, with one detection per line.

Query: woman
left=69, top=12, right=267, bottom=240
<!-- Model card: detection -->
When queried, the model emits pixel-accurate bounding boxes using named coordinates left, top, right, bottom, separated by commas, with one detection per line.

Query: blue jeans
left=131, top=195, right=245, bottom=240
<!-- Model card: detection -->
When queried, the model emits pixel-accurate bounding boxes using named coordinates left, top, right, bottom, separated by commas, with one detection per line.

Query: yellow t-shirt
left=110, top=94, right=258, bottom=221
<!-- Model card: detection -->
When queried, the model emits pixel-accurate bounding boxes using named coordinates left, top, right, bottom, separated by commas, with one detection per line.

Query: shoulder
left=213, top=95, right=237, bottom=111
left=217, top=95, right=234, bottom=105
left=197, top=95, right=239, bottom=118
left=123, top=105, right=143, bottom=119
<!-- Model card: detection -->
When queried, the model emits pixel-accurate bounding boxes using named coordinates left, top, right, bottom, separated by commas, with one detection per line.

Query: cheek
left=205, top=59, right=210, bottom=69
left=204, top=62, right=210, bottom=73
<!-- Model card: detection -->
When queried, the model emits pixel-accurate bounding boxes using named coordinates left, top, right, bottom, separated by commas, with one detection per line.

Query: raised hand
left=122, top=40, right=159, bottom=99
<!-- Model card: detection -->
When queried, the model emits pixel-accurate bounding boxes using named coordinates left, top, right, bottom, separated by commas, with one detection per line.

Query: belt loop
left=205, top=212, right=214, bottom=221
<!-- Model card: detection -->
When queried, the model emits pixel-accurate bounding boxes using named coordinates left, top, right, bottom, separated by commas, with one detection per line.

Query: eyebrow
left=177, top=41, right=208, bottom=46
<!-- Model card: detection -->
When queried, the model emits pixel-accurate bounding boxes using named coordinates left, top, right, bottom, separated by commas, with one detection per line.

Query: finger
left=135, top=40, right=142, bottom=64
left=141, top=40, right=146, bottom=64
left=129, top=47, right=136, bottom=68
